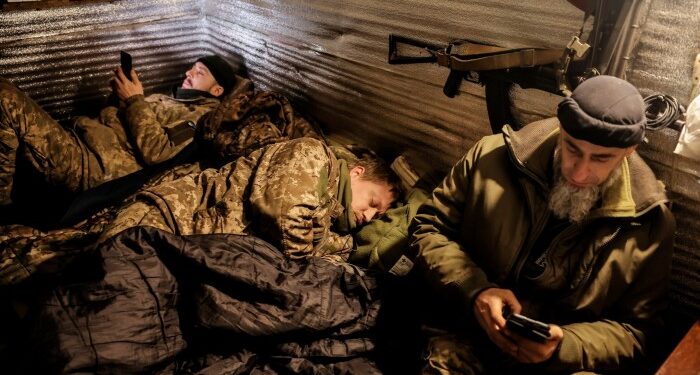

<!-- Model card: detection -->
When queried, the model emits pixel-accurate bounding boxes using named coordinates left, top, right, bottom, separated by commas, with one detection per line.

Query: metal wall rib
left=0, top=0, right=207, bottom=121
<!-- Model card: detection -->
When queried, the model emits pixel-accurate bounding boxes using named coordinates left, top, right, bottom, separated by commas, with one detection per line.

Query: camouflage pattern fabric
left=0, top=76, right=221, bottom=204
left=0, top=161, right=208, bottom=286
left=0, top=85, right=333, bottom=285
left=0, top=212, right=112, bottom=286
left=422, top=334, right=486, bottom=375
left=197, top=91, right=323, bottom=163
left=0, top=77, right=85, bottom=204
left=422, top=333, right=602, bottom=375
left=116, top=75, right=252, bottom=167
left=103, top=137, right=354, bottom=259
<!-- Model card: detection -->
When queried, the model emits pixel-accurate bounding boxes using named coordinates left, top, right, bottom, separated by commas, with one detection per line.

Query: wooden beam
left=656, top=320, right=700, bottom=375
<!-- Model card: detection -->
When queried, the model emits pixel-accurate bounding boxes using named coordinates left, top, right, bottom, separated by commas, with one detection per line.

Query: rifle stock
left=387, top=34, right=587, bottom=131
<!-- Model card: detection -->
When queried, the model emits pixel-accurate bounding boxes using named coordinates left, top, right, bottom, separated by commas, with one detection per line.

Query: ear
left=349, top=166, right=365, bottom=177
left=210, top=84, right=224, bottom=97
left=624, top=145, right=638, bottom=157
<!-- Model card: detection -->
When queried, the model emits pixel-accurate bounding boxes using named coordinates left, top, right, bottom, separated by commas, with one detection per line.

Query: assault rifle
left=387, top=34, right=592, bottom=133
left=386, top=1, right=648, bottom=133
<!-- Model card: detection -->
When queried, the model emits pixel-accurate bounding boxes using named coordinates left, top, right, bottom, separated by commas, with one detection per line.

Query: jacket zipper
left=513, top=212, right=631, bottom=295
left=566, top=226, right=622, bottom=294
left=511, top=186, right=550, bottom=283
left=504, top=141, right=553, bottom=283
left=539, top=223, right=578, bottom=267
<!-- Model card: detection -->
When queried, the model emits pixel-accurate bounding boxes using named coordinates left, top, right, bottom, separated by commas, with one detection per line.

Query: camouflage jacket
left=72, top=93, right=221, bottom=184
left=102, top=137, right=354, bottom=259
left=197, top=90, right=324, bottom=163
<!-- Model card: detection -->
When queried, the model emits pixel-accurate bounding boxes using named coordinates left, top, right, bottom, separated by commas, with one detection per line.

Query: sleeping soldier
left=102, top=137, right=401, bottom=259
left=410, top=76, right=675, bottom=374
left=0, top=55, right=241, bottom=207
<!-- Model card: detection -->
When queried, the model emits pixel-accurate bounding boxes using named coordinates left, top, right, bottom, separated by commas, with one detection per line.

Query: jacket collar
left=334, top=159, right=356, bottom=233
left=502, top=117, right=668, bottom=218
left=172, top=87, right=218, bottom=100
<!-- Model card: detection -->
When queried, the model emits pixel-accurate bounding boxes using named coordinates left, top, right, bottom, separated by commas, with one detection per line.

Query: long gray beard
left=547, top=150, right=622, bottom=223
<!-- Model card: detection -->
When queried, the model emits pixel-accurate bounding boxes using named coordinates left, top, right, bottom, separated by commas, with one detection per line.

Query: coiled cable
left=644, top=94, right=684, bottom=131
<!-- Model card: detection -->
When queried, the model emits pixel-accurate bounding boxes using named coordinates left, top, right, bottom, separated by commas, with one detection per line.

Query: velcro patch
left=165, top=120, right=196, bottom=145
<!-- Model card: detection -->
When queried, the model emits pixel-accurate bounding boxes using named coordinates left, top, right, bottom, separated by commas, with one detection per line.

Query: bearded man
left=410, top=75, right=675, bottom=374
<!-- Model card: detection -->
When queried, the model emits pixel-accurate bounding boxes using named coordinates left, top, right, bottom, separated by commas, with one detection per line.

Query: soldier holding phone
left=0, top=54, right=242, bottom=211
left=410, top=76, right=675, bottom=373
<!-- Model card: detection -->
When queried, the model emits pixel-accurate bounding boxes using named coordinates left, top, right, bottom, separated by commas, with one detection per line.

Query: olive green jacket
left=410, top=117, right=675, bottom=372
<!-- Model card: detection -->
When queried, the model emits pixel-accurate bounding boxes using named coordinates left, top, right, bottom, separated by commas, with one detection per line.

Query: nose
left=363, top=208, right=378, bottom=222
left=185, top=68, right=193, bottom=78
left=570, top=158, right=590, bottom=184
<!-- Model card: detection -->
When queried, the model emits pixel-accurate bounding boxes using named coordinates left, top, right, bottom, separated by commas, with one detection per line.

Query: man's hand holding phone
left=506, top=313, right=550, bottom=343
left=503, top=312, right=564, bottom=363
left=473, top=288, right=522, bottom=356
left=120, top=51, right=132, bottom=80
left=473, top=288, right=564, bottom=364
left=111, top=51, right=143, bottom=101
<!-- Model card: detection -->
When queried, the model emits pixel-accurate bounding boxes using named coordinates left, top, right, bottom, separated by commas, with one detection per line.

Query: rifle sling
left=436, top=44, right=563, bottom=71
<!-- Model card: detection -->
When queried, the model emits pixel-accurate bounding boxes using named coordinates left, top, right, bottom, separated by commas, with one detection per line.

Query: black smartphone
left=120, top=51, right=132, bottom=80
left=505, top=313, right=551, bottom=344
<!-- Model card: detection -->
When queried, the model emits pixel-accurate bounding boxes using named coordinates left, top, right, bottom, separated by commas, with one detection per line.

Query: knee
left=423, top=334, right=486, bottom=375
left=0, top=80, right=36, bottom=133
left=0, top=79, right=25, bottom=107
left=0, top=77, right=18, bottom=93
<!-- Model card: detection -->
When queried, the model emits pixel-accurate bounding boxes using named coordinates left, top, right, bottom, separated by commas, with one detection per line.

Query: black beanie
left=196, top=55, right=236, bottom=96
left=557, top=75, right=646, bottom=148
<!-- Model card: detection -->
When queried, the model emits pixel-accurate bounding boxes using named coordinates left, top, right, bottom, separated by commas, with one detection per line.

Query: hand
left=111, top=67, right=143, bottom=101
left=473, top=288, right=522, bottom=355
left=504, top=323, right=564, bottom=363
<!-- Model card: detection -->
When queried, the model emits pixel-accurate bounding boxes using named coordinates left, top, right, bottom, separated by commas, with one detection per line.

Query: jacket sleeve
left=250, top=139, right=340, bottom=258
left=123, top=94, right=193, bottom=165
left=547, top=203, right=676, bottom=372
left=314, top=230, right=354, bottom=258
left=409, top=141, right=498, bottom=313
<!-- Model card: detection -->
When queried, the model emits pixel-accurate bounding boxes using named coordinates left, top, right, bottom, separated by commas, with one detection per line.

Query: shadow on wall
left=69, top=66, right=111, bottom=120
left=4, top=149, right=76, bottom=229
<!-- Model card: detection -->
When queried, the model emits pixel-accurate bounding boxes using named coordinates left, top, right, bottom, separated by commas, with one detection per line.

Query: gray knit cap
left=557, top=75, right=646, bottom=148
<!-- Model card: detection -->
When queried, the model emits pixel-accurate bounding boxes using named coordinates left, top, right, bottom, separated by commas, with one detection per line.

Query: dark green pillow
left=349, top=188, right=429, bottom=275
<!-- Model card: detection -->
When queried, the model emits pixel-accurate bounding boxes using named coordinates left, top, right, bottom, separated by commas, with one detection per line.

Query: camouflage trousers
left=422, top=333, right=600, bottom=375
left=422, top=333, right=488, bottom=375
left=0, top=77, right=91, bottom=205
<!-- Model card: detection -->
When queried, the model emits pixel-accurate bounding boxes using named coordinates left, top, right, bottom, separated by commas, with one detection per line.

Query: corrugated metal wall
left=0, top=0, right=698, bottom=317
left=203, top=0, right=584, bottom=172
left=626, top=0, right=700, bottom=319
left=0, top=0, right=207, bottom=121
